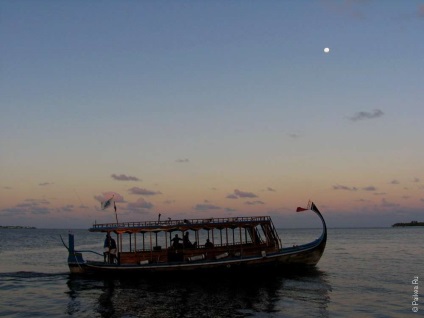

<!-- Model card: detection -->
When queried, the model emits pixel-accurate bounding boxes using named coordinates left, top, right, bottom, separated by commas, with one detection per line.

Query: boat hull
left=69, top=236, right=326, bottom=276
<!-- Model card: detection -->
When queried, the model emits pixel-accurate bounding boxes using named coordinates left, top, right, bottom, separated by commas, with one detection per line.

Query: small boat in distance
left=63, top=201, right=327, bottom=275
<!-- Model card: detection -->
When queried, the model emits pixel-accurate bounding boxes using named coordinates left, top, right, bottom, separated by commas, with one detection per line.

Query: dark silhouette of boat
left=63, top=201, right=326, bottom=275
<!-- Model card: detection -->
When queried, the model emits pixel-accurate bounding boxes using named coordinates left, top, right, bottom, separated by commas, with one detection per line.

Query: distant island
left=392, top=221, right=424, bottom=227
left=0, top=225, right=36, bottom=229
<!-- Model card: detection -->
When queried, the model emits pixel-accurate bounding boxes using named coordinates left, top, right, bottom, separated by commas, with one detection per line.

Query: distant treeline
left=0, top=225, right=36, bottom=229
left=392, top=221, right=424, bottom=227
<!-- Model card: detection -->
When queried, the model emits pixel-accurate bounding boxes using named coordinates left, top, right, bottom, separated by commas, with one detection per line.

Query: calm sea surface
left=0, top=227, right=422, bottom=317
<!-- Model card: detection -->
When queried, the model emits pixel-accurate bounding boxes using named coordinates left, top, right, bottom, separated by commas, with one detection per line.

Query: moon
left=324, top=47, right=330, bottom=53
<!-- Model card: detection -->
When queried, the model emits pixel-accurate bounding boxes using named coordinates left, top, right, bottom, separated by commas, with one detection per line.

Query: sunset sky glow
left=1, top=1, right=424, bottom=228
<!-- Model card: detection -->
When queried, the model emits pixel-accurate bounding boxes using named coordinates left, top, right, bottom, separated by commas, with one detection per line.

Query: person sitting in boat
left=171, top=234, right=183, bottom=249
left=104, top=233, right=117, bottom=263
left=204, top=238, right=214, bottom=248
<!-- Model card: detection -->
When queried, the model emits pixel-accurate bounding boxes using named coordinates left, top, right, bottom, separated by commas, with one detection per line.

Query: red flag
left=296, top=207, right=308, bottom=212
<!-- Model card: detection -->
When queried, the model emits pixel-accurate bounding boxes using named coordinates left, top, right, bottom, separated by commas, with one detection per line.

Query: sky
left=1, top=0, right=424, bottom=229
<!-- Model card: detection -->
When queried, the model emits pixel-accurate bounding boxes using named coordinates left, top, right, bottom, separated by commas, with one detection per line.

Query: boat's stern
left=67, top=233, right=87, bottom=274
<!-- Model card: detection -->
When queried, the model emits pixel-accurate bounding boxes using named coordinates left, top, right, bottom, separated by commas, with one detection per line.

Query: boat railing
left=132, top=240, right=266, bottom=253
left=118, top=241, right=274, bottom=264
left=91, top=216, right=272, bottom=231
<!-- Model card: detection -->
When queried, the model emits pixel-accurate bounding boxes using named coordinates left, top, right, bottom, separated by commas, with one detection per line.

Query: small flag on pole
left=296, top=207, right=308, bottom=212
left=101, top=195, right=114, bottom=210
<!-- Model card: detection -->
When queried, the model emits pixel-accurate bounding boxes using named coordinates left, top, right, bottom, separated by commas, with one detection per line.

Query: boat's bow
left=282, top=201, right=327, bottom=266
left=304, top=201, right=327, bottom=247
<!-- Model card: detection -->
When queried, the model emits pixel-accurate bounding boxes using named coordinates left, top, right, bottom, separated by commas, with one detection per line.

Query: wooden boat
left=64, top=201, right=326, bottom=275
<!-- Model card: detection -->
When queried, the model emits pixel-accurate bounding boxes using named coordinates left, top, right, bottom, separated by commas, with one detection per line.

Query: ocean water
left=0, top=227, right=422, bottom=317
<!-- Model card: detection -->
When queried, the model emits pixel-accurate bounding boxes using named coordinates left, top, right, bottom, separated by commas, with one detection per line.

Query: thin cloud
left=0, top=207, right=27, bottom=216
left=127, top=198, right=154, bottom=211
left=234, top=189, right=258, bottom=198
left=267, top=187, right=276, bottom=192
left=0, top=198, right=52, bottom=216
left=111, top=174, right=140, bottom=181
left=163, top=200, right=176, bottom=204
left=39, top=182, right=53, bottom=186
left=389, top=179, right=400, bottom=185
left=349, top=109, right=384, bottom=121
left=288, top=133, right=302, bottom=139
left=175, top=158, right=189, bottom=163
left=194, top=203, right=221, bottom=211
left=356, top=198, right=370, bottom=203
left=226, top=194, right=239, bottom=199
left=30, top=207, right=51, bottom=215
left=57, top=204, right=75, bottom=213
left=362, top=186, right=377, bottom=192
left=128, top=187, right=161, bottom=196
left=245, top=200, right=265, bottom=205
left=413, top=178, right=420, bottom=183
left=23, top=198, right=50, bottom=205
left=381, top=198, right=399, bottom=208
left=333, top=184, right=358, bottom=191
left=334, top=184, right=380, bottom=192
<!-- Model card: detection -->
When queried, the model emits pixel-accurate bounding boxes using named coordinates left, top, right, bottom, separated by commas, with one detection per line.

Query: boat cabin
left=90, top=216, right=282, bottom=265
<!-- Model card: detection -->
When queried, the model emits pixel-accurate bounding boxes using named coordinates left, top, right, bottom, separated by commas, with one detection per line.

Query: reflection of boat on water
left=63, top=201, right=326, bottom=276
left=66, top=267, right=331, bottom=317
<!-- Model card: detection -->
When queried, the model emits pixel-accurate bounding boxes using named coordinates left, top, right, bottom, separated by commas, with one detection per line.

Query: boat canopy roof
left=90, top=216, right=274, bottom=234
